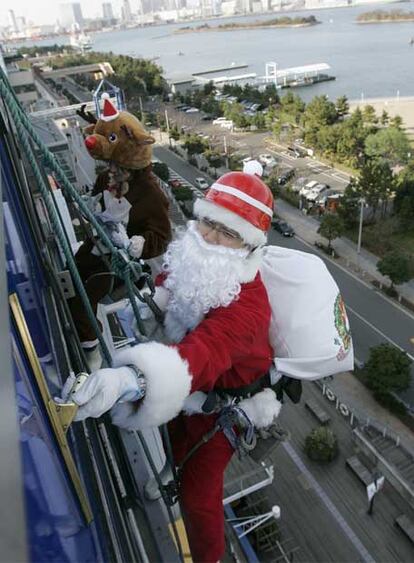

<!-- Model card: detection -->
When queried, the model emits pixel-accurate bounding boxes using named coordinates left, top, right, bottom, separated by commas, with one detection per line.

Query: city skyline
left=0, top=0, right=140, bottom=27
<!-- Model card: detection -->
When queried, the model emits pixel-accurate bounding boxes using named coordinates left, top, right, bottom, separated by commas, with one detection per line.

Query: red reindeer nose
left=85, top=136, right=97, bottom=150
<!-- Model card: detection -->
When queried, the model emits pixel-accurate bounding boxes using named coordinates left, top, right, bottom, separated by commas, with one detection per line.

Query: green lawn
left=345, top=217, right=414, bottom=263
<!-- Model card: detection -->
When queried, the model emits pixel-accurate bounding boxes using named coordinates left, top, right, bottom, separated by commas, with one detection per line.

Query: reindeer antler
left=76, top=104, right=97, bottom=125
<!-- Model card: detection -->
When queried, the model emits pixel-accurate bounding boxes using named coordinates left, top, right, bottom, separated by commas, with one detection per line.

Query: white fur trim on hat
left=110, top=342, right=192, bottom=430
left=194, top=198, right=267, bottom=247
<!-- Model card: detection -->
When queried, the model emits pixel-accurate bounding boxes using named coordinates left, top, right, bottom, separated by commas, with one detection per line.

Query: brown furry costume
left=70, top=98, right=172, bottom=346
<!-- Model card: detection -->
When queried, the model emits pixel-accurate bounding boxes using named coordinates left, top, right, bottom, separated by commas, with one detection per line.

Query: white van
left=299, top=180, right=318, bottom=197
left=306, top=184, right=329, bottom=202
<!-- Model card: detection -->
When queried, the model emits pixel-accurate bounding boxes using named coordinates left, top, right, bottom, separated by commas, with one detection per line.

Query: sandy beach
left=349, top=96, right=414, bottom=139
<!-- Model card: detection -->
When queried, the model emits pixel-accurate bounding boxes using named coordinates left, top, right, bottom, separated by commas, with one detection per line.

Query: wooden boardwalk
left=266, top=382, right=414, bottom=562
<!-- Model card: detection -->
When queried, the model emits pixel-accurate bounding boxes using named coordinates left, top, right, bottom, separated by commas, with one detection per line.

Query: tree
left=152, top=162, right=169, bottom=182
left=317, top=213, right=345, bottom=251
left=204, top=149, right=224, bottom=174
left=380, top=110, right=390, bottom=127
left=377, top=251, right=412, bottom=290
left=390, top=115, right=403, bottom=130
left=251, top=112, right=266, bottom=130
left=183, top=135, right=208, bottom=156
left=303, top=95, right=337, bottom=147
left=304, top=427, right=338, bottom=462
left=362, top=105, right=378, bottom=127
left=364, top=344, right=412, bottom=394
left=203, top=81, right=215, bottom=95
left=337, top=180, right=360, bottom=228
left=365, top=128, right=411, bottom=167
left=358, top=158, right=394, bottom=218
left=335, top=95, right=349, bottom=119
left=170, top=126, right=181, bottom=142
left=394, top=161, right=414, bottom=227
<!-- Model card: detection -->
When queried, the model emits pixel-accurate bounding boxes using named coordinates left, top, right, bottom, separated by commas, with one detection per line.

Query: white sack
left=260, top=246, right=354, bottom=380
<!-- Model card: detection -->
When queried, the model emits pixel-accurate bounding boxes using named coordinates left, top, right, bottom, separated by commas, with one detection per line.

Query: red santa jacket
left=111, top=273, right=273, bottom=430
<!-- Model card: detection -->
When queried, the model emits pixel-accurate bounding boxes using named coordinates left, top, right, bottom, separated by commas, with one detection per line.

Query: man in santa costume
left=67, top=167, right=282, bottom=562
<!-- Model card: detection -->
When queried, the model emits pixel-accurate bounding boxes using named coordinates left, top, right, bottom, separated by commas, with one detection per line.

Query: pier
left=263, top=62, right=334, bottom=89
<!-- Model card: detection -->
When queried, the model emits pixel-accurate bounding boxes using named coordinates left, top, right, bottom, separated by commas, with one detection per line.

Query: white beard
left=162, top=222, right=256, bottom=343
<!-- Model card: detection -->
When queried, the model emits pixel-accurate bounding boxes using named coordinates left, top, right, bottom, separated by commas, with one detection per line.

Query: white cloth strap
left=210, top=183, right=273, bottom=217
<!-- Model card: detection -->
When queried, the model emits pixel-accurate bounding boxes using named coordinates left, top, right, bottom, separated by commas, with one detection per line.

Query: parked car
left=291, top=177, right=307, bottom=193
left=186, top=107, right=199, bottom=113
left=306, top=184, right=329, bottom=202
left=259, top=153, right=277, bottom=167
left=220, top=120, right=234, bottom=130
left=287, top=147, right=301, bottom=158
left=195, top=177, right=209, bottom=190
left=178, top=105, right=191, bottom=112
left=272, top=219, right=295, bottom=237
left=299, top=180, right=319, bottom=197
left=212, top=117, right=228, bottom=125
left=201, top=114, right=213, bottom=121
left=278, top=168, right=295, bottom=185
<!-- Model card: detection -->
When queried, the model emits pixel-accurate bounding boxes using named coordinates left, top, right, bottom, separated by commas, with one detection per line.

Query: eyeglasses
left=198, top=217, right=243, bottom=243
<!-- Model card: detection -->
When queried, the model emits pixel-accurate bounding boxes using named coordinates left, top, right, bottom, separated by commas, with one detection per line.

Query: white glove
left=128, top=235, right=145, bottom=259
left=110, top=223, right=130, bottom=249
left=238, top=388, right=282, bottom=429
left=70, top=366, right=146, bottom=421
left=81, top=193, right=102, bottom=216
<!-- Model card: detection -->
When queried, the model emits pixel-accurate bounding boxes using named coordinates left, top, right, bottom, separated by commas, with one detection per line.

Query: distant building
left=59, top=3, right=84, bottom=31
left=121, top=0, right=132, bottom=22
left=102, top=2, right=114, bottom=20
left=1, top=51, right=38, bottom=108
left=221, top=0, right=238, bottom=15
left=32, top=118, right=78, bottom=185
left=8, top=10, right=18, bottom=33
left=15, top=17, right=26, bottom=34
left=239, top=0, right=253, bottom=12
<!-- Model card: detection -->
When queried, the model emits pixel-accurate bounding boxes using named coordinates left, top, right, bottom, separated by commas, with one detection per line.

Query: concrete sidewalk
left=275, top=198, right=414, bottom=307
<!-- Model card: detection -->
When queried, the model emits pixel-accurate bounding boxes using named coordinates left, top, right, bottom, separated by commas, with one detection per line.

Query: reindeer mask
left=84, top=96, right=155, bottom=171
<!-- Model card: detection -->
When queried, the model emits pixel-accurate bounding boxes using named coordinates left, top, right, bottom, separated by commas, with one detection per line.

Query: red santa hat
left=194, top=163, right=274, bottom=247
left=100, top=93, right=119, bottom=122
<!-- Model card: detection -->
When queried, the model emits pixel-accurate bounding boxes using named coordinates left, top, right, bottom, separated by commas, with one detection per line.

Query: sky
left=0, top=0, right=131, bottom=27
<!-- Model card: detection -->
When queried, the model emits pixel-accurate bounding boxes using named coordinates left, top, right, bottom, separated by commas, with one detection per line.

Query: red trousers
left=169, top=414, right=234, bottom=563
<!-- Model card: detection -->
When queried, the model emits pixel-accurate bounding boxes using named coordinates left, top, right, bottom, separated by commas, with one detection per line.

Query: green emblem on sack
left=334, top=294, right=351, bottom=360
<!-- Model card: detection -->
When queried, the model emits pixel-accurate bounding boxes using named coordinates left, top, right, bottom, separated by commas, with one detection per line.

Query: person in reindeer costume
left=69, top=95, right=171, bottom=367
left=65, top=166, right=282, bottom=562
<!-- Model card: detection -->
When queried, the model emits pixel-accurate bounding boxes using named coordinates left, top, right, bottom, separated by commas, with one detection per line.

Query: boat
left=70, top=32, right=93, bottom=53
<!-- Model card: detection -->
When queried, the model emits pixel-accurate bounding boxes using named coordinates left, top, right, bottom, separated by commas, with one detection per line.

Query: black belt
left=201, top=372, right=302, bottom=413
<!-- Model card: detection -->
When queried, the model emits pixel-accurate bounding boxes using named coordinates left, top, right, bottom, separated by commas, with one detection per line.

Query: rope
left=1, top=69, right=186, bottom=559
left=0, top=67, right=157, bottom=365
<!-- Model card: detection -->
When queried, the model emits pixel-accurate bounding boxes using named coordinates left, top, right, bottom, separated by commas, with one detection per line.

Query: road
left=163, top=104, right=350, bottom=192
left=153, top=146, right=414, bottom=406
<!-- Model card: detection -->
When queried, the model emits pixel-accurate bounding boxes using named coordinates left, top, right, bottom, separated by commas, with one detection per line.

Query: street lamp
left=357, top=197, right=365, bottom=265
left=164, top=109, right=171, bottom=148
left=223, top=136, right=229, bottom=169
left=227, top=505, right=281, bottom=539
